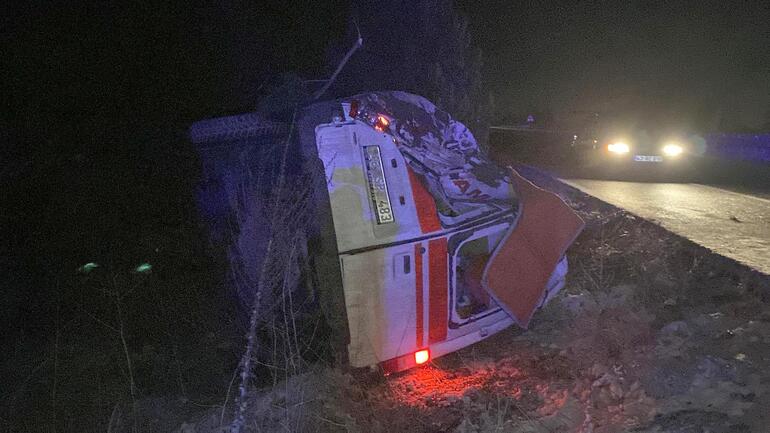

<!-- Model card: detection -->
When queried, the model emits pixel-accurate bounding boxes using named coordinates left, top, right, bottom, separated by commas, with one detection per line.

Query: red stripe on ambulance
left=407, top=168, right=441, bottom=234
left=414, top=243, right=424, bottom=348
left=428, top=238, right=448, bottom=344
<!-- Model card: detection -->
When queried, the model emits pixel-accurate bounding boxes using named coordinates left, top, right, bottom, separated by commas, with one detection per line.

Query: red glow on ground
left=378, top=350, right=576, bottom=410
left=394, top=367, right=491, bottom=403
left=383, top=363, right=523, bottom=407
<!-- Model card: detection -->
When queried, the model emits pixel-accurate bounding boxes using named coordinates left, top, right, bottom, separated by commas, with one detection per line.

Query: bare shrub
left=223, top=115, right=328, bottom=432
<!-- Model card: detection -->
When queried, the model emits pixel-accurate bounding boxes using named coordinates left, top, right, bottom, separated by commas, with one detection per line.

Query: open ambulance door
left=482, top=168, right=585, bottom=328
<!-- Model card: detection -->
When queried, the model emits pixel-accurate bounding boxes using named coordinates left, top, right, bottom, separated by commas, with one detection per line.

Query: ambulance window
left=454, top=229, right=504, bottom=319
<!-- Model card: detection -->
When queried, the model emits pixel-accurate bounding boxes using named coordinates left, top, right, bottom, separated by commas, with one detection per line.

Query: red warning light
left=414, top=349, right=430, bottom=365
left=374, top=114, right=390, bottom=132
left=349, top=99, right=359, bottom=118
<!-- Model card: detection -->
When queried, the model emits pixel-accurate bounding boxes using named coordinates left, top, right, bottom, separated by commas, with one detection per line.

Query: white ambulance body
left=315, top=117, right=567, bottom=372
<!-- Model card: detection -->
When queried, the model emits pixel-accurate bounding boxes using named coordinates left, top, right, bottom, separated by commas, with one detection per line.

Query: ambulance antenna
left=313, top=20, right=363, bottom=100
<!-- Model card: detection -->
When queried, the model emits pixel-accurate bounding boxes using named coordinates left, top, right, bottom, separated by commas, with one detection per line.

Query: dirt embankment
left=182, top=167, right=770, bottom=433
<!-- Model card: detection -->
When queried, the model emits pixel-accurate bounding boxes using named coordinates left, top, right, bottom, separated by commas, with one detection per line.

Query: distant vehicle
left=571, top=118, right=703, bottom=179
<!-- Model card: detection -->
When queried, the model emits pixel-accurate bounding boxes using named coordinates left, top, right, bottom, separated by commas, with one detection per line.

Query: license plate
left=634, top=155, right=662, bottom=162
left=363, top=146, right=395, bottom=224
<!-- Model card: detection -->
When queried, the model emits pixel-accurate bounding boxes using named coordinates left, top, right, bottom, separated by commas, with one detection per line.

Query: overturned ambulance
left=191, top=91, right=583, bottom=373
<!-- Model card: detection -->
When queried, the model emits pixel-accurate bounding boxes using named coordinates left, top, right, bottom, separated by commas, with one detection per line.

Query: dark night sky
left=3, top=1, right=769, bottom=134
left=458, top=0, right=770, bottom=130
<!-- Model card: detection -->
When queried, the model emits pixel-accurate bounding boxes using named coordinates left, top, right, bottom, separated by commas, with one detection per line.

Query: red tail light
left=414, top=349, right=430, bottom=365
left=381, top=348, right=432, bottom=374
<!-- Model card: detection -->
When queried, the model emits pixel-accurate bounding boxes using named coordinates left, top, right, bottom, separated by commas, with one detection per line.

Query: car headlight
left=607, top=142, right=630, bottom=154
left=663, top=143, right=683, bottom=156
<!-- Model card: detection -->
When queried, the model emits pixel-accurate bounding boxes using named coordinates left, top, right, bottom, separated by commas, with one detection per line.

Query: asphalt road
left=561, top=179, right=770, bottom=275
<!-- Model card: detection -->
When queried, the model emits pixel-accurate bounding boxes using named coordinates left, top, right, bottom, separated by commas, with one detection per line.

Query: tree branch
left=313, top=22, right=362, bottom=100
